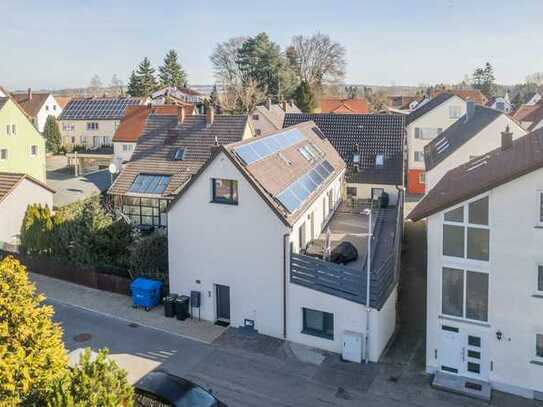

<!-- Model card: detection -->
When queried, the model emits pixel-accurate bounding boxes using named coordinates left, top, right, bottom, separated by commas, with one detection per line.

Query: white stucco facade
left=407, top=95, right=466, bottom=172
left=0, top=178, right=54, bottom=250
left=425, top=168, right=543, bottom=399
left=425, top=115, right=527, bottom=191
left=113, top=142, right=136, bottom=163
left=34, top=94, right=63, bottom=133
left=168, top=151, right=396, bottom=361
left=60, top=119, right=119, bottom=151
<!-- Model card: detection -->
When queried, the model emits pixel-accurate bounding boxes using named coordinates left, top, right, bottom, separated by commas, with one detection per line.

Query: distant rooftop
left=59, top=97, right=143, bottom=121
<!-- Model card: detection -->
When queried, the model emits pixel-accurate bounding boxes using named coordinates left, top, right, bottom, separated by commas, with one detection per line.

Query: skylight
left=128, top=174, right=171, bottom=194
left=173, top=148, right=185, bottom=160
left=375, top=154, right=384, bottom=167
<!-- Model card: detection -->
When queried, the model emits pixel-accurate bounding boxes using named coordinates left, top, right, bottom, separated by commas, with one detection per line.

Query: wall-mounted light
left=496, top=330, right=503, bottom=341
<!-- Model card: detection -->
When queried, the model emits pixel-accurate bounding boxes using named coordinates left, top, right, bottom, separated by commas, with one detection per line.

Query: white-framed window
left=537, top=334, right=543, bottom=359
left=415, top=127, right=442, bottom=140
left=87, top=122, right=99, bottom=130
left=30, top=145, right=38, bottom=156
left=442, top=195, right=490, bottom=262
left=419, top=172, right=425, bottom=184
left=0, top=148, right=7, bottom=160
left=449, top=105, right=462, bottom=119
left=414, top=151, right=424, bottom=162
left=62, top=123, right=74, bottom=132
left=441, top=267, right=489, bottom=322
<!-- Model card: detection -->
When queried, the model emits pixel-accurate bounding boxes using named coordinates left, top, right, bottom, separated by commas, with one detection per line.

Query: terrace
left=290, top=194, right=403, bottom=309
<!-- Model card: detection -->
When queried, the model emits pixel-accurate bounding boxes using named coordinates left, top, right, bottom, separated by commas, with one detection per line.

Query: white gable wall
left=0, top=178, right=53, bottom=250
left=407, top=96, right=466, bottom=171
left=35, top=94, right=62, bottom=132
left=426, top=167, right=543, bottom=398
left=426, top=115, right=527, bottom=191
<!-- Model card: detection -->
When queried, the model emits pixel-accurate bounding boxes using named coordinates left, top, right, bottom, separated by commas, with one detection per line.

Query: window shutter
left=415, top=128, right=420, bottom=139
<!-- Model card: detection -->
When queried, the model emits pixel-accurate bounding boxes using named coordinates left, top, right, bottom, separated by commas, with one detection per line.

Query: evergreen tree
left=135, top=57, right=158, bottom=96
left=43, top=115, right=62, bottom=153
left=47, top=348, right=133, bottom=407
left=294, top=81, right=317, bottom=113
left=126, top=70, right=142, bottom=97
left=0, top=256, right=68, bottom=405
left=158, top=49, right=187, bottom=88
left=472, top=62, right=496, bottom=99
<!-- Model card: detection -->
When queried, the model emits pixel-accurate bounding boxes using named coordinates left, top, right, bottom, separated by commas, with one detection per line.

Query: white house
left=12, top=89, right=63, bottom=132
left=249, top=100, right=301, bottom=136
left=167, top=122, right=402, bottom=362
left=0, top=172, right=54, bottom=251
left=424, top=103, right=526, bottom=191
left=58, top=97, right=143, bottom=151
left=405, top=93, right=467, bottom=194
left=526, top=92, right=542, bottom=106
left=487, top=92, right=514, bottom=114
left=409, top=129, right=543, bottom=400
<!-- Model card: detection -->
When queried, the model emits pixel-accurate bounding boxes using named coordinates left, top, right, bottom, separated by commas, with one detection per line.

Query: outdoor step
left=432, top=371, right=492, bottom=402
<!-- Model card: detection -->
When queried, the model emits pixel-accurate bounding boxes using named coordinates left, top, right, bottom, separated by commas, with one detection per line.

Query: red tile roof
left=0, top=172, right=54, bottom=203
left=433, top=90, right=488, bottom=106
left=319, top=98, right=369, bottom=114
left=513, top=103, right=543, bottom=129
left=11, top=92, right=50, bottom=117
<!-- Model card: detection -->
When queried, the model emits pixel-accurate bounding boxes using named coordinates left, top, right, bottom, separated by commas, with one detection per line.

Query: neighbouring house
left=487, top=92, right=514, bottom=114
left=526, top=92, right=542, bottom=106
left=388, top=95, right=418, bottom=109
left=0, top=86, right=8, bottom=97
left=424, top=102, right=526, bottom=191
left=0, top=97, right=46, bottom=182
left=151, top=86, right=206, bottom=113
left=513, top=101, right=543, bottom=131
left=0, top=172, right=54, bottom=251
left=283, top=113, right=405, bottom=204
left=433, top=89, right=488, bottom=106
left=408, top=129, right=543, bottom=400
left=405, top=92, right=466, bottom=194
left=108, top=107, right=251, bottom=229
left=167, top=122, right=403, bottom=362
left=11, top=88, right=63, bottom=132
left=112, top=105, right=193, bottom=164
left=318, top=98, right=369, bottom=114
left=249, top=100, right=301, bottom=136
left=58, top=97, right=144, bottom=151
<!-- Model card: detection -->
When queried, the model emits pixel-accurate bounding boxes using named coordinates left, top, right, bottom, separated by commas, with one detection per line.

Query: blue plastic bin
left=130, top=278, right=162, bottom=311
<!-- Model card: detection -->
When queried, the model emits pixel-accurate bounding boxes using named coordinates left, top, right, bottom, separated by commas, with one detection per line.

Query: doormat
left=215, top=321, right=230, bottom=327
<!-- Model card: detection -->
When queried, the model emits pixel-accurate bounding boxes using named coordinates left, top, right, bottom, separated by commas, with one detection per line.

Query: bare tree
left=88, top=74, right=103, bottom=96
left=110, top=74, right=124, bottom=96
left=367, top=89, right=389, bottom=113
left=287, top=33, right=346, bottom=87
left=526, top=72, right=543, bottom=86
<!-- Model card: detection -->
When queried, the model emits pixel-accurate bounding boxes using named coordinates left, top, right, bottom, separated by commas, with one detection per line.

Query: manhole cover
left=73, top=333, right=92, bottom=342
left=128, top=323, right=139, bottom=328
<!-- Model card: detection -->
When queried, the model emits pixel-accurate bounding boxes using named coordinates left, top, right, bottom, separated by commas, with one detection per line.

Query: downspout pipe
left=365, top=207, right=372, bottom=364
left=283, top=233, right=290, bottom=339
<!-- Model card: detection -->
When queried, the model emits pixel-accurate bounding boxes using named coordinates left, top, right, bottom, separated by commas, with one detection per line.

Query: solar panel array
left=234, top=128, right=304, bottom=165
left=128, top=174, right=171, bottom=194
left=276, top=160, right=335, bottom=213
left=60, top=98, right=141, bottom=120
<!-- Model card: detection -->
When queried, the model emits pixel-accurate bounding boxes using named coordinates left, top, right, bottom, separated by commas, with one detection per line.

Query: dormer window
left=375, top=154, right=384, bottom=167
left=353, top=153, right=360, bottom=164
left=173, top=148, right=185, bottom=161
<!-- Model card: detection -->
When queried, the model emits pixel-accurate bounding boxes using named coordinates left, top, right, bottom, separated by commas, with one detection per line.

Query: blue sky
left=2, top=0, right=543, bottom=90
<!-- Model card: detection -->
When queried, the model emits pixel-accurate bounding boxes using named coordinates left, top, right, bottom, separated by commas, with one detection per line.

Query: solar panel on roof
left=128, top=174, right=171, bottom=194
left=276, top=160, right=336, bottom=214
left=61, top=98, right=140, bottom=120
left=234, top=128, right=305, bottom=165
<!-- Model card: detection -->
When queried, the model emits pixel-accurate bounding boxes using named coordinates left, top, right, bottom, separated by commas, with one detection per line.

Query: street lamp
left=363, top=207, right=372, bottom=364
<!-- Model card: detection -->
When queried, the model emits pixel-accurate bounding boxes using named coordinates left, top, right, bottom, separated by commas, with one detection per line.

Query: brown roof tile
left=0, top=172, right=54, bottom=203
left=319, top=98, right=369, bottom=114
left=11, top=92, right=50, bottom=117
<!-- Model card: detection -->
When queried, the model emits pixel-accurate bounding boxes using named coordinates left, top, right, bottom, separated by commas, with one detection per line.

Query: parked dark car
left=330, top=241, right=358, bottom=264
left=134, top=370, right=227, bottom=407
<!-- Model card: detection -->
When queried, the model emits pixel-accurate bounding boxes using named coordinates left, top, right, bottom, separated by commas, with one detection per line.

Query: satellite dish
left=108, top=163, right=118, bottom=174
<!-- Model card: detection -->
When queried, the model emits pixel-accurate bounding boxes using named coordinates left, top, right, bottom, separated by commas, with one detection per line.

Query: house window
left=347, top=187, right=357, bottom=197
left=173, top=148, right=185, bottom=161
left=538, top=191, right=543, bottom=225
left=0, top=149, right=7, bottom=160
left=87, top=122, right=99, bottom=130
left=538, top=265, right=543, bottom=292
left=414, top=151, right=424, bottom=162
left=45, top=105, right=49, bottom=111
left=211, top=178, right=238, bottom=205
left=122, top=196, right=168, bottom=227
left=71, top=136, right=76, bottom=144
left=442, top=267, right=489, bottom=322
left=449, top=105, right=462, bottom=119
left=6, top=125, right=10, bottom=135
left=30, top=145, right=38, bottom=156
left=442, top=196, right=489, bottom=261
left=53, top=105, right=57, bottom=111
left=123, top=144, right=129, bottom=152
left=252, top=114, right=259, bottom=120
left=302, top=308, right=334, bottom=340
left=12, top=124, right=16, bottom=135
left=415, top=128, right=441, bottom=140
left=418, top=172, right=425, bottom=184
left=537, top=334, right=543, bottom=358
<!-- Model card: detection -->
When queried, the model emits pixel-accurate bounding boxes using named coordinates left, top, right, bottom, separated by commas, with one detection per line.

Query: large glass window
left=442, top=197, right=489, bottom=261
left=442, top=268, right=488, bottom=322
left=122, top=196, right=168, bottom=227
left=211, top=178, right=238, bottom=205
left=302, top=308, right=334, bottom=340
left=442, top=267, right=464, bottom=317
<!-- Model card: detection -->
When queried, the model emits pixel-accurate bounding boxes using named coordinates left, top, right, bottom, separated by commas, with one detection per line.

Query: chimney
left=177, top=106, right=185, bottom=124
left=266, top=98, right=272, bottom=111
left=206, top=104, right=215, bottom=126
left=465, top=100, right=475, bottom=123
left=27, top=88, right=32, bottom=101
left=501, top=125, right=513, bottom=151
left=281, top=100, right=287, bottom=112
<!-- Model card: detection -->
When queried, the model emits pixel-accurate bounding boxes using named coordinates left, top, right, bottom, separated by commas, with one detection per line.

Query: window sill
left=209, top=200, right=238, bottom=206
left=530, top=360, right=543, bottom=367
left=438, top=314, right=491, bottom=328
left=301, top=329, right=334, bottom=341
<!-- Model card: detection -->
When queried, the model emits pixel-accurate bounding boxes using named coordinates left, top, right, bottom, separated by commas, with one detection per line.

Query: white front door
left=463, top=333, right=488, bottom=380
left=439, top=324, right=463, bottom=374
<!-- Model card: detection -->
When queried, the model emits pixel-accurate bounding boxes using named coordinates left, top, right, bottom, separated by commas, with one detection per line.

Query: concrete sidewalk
left=30, top=273, right=226, bottom=344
